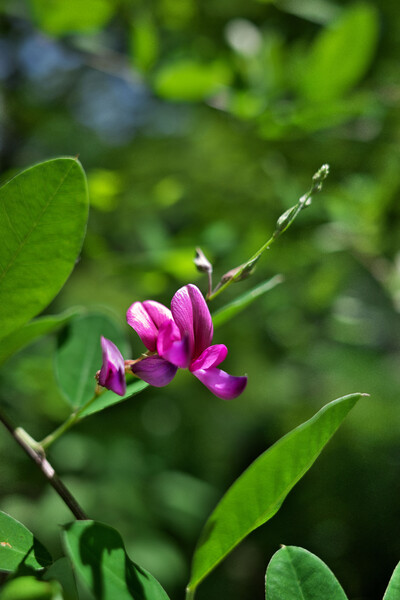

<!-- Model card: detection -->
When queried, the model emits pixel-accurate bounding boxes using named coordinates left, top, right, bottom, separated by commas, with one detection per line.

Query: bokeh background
left=1, top=1, right=400, bottom=598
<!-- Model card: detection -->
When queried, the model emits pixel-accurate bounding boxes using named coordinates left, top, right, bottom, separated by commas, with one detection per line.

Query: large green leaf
left=0, top=309, right=81, bottom=368
left=383, top=561, right=400, bottom=600
left=187, top=393, right=363, bottom=592
left=78, top=380, right=149, bottom=418
left=265, top=546, right=348, bottom=600
left=0, top=158, right=88, bottom=343
left=0, top=511, right=52, bottom=573
left=299, top=4, right=379, bottom=101
left=63, top=521, right=171, bottom=600
left=212, top=276, right=283, bottom=328
left=55, top=313, right=129, bottom=410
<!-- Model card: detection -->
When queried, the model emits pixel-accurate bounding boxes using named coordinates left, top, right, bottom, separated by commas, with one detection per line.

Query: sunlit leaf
left=0, top=511, right=52, bottom=573
left=212, top=276, right=283, bottom=328
left=154, top=59, right=232, bottom=101
left=55, top=313, right=128, bottom=410
left=30, top=0, right=115, bottom=35
left=383, top=561, right=400, bottom=600
left=0, top=576, right=62, bottom=600
left=265, top=545, right=348, bottom=600
left=63, top=520, right=171, bottom=600
left=187, top=393, right=363, bottom=592
left=0, top=158, right=88, bottom=343
left=0, top=309, right=81, bottom=368
left=299, top=4, right=379, bottom=101
left=78, top=380, right=149, bottom=418
left=130, top=15, right=159, bottom=72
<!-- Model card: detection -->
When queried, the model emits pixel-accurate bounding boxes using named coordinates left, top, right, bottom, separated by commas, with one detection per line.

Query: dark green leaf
left=0, top=511, right=52, bottom=573
left=0, top=309, right=81, bottom=368
left=63, top=520, right=171, bottom=600
left=212, top=276, right=283, bottom=328
left=187, top=393, right=363, bottom=592
left=383, top=561, right=400, bottom=600
left=55, top=313, right=128, bottom=410
left=78, top=380, right=149, bottom=418
left=44, top=557, right=78, bottom=600
left=0, top=158, right=88, bottom=343
left=265, top=545, right=348, bottom=600
left=299, top=4, right=379, bottom=101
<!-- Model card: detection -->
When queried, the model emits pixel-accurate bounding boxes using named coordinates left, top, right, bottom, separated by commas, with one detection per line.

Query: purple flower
left=97, top=336, right=126, bottom=396
left=127, top=284, right=247, bottom=400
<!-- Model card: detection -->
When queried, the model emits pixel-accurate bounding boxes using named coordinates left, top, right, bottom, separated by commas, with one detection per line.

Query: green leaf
left=187, top=393, right=363, bottom=592
left=212, top=276, right=283, bottom=328
left=44, top=557, right=78, bottom=600
left=299, top=4, right=379, bottom=101
left=130, top=15, right=159, bottom=73
left=0, top=309, right=81, bottom=368
left=78, top=380, right=149, bottom=418
left=30, top=0, right=115, bottom=35
left=55, top=313, right=128, bottom=410
left=0, top=158, right=88, bottom=343
left=383, top=561, right=400, bottom=600
left=154, top=59, right=232, bottom=101
left=0, top=576, right=62, bottom=600
left=265, top=545, right=348, bottom=600
left=0, top=511, right=52, bottom=573
left=63, top=520, right=171, bottom=600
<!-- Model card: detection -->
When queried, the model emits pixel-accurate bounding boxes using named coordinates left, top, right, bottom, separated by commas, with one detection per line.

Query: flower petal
left=131, top=356, right=177, bottom=387
left=157, top=320, right=191, bottom=368
left=190, top=344, right=228, bottom=371
left=126, top=300, right=172, bottom=351
left=192, top=366, right=247, bottom=400
left=171, top=284, right=213, bottom=359
left=98, top=337, right=126, bottom=396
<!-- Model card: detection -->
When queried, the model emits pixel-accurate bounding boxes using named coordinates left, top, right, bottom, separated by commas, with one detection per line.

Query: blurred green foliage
left=1, top=0, right=400, bottom=598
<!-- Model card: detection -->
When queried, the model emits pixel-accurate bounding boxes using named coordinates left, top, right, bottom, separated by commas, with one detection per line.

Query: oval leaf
left=63, top=520, right=171, bottom=600
left=0, top=309, right=81, bottom=368
left=31, top=0, right=115, bottom=35
left=0, top=158, right=88, bottom=342
left=78, top=380, right=149, bottom=418
left=187, top=393, right=363, bottom=591
left=55, top=313, right=128, bottom=410
left=265, top=545, right=348, bottom=600
left=383, top=561, right=400, bottom=600
left=299, top=4, right=379, bottom=101
left=0, top=511, right=52, bottom=573
left=0, top=576, right=62, bottom=600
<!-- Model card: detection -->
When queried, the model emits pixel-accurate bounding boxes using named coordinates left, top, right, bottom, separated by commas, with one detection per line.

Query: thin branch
left=0, top=410, right=88, bottom=521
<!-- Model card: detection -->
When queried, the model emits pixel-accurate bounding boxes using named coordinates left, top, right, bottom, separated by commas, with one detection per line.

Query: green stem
left=40, top=393, right=98, bottom=450
left=185, top=586, right=196, bottom=600
left=207, top=164, right=329, bottom=302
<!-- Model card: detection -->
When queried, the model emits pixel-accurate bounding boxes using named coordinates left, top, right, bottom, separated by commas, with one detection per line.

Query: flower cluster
left=98, top=284, right=247, bottom=400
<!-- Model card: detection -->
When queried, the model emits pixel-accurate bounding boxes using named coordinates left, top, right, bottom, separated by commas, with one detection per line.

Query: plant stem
left=0, top=410, right=88, bottom=520
left=208, top=164, right=330, bottom=302
left=185, top=586, right=196, bottom=600
left=39, top=393, right=98, bottom=450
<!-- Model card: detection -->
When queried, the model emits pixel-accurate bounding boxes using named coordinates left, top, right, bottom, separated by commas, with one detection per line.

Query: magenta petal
left=171, top=284, right=213, bottom=359
left=192, top=366, right=247, bottom=400
left=98, top=337, right=126, bottom=396
left=131, top=356, right=177, bottom=387
left=157, top=321, right=191, bottom=368
left=126, top=300, right=172, bottom=351
left=190, top=344, right=228, bottom=371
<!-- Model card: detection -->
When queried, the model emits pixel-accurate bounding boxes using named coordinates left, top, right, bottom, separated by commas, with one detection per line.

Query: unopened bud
left=194, top=247, right=212, bottom=274
left=275, top=205, right=297, bottom=234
